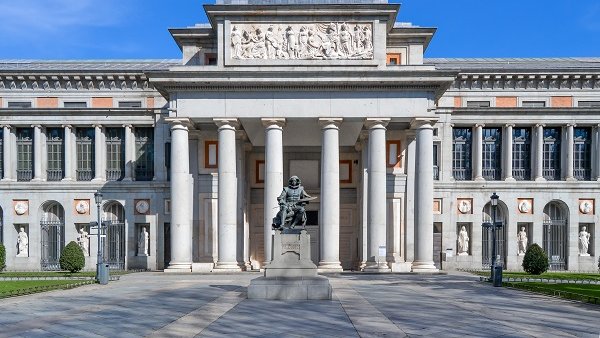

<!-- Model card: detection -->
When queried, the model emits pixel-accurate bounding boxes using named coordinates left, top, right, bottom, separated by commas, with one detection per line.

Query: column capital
left=0, top=124, right=12, bottom=130
left=31, top=124, right=42, bottom=129
left=261, top=118, right=286, bottom=128
left=410, top=117, right=438, bottom=130
left=61, top=124, right=73, bottom=130
left=122, top=124, right=133, bottom=129
left=567, top=123, right=576, bottom=128
left=505, top=123, right=515, bottom=128
left=165, top=117, right=193, bottom=128
left=318, top=117, right=343, bottom=129
left=92, top=124, right=103, bottom=129
left=474, top=123, right=485, bottom=128
left=213, top=118, right=240, bottom=130
left=364, top=118, right=390, bottom=129
left=535, top=123, right=545, bottom=128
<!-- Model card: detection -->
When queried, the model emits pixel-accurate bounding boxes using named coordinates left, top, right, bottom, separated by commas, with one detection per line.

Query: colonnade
left=165, top=117, right=437, bottom=272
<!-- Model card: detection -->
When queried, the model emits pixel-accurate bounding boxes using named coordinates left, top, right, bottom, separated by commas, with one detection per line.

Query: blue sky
left=0, top=0, right=598, bottom=59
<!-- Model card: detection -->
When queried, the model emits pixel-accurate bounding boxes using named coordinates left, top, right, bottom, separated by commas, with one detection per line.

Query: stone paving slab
left=0, top=272, right=598, bottom=337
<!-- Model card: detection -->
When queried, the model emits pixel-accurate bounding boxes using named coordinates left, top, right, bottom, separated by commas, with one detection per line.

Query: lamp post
left=94, top=191, right=109, bottom=285
left=490, top=192, right=502, bottom=287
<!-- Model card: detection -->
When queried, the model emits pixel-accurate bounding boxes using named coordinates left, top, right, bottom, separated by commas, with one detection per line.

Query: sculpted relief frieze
left=230, top=22, right=373, bottom=60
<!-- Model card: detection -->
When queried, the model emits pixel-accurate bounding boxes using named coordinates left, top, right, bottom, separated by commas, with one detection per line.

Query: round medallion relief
left=518, top=200, right=531, bottom=213
left=14, top=201, right=28, bottom=215
left=458, top=200, right=471, bottom=214
left=135, top=200, right=150, bottom=214
left=75, top=200, right=89, bottom=214
left=579, top=201, right=593, bottom=214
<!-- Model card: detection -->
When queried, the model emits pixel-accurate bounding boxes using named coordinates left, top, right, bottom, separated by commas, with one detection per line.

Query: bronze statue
left=272, top=176, right=315, bottom=230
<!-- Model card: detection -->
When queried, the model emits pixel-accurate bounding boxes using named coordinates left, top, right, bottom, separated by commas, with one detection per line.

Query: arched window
left=40, top=201, right=65, bottom=270
left=482, top=202, right=507, bottom=268
left=103, top=202, right=125, bottom=270
left=543, top=202, right=568, bottom=270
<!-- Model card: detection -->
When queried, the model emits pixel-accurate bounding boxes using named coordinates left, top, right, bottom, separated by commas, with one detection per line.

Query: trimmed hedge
left=522, top=243, right=549, bottom=275
left=59, top=241, right=85, bottom=273
left=0, top=243, right=5, bottom=272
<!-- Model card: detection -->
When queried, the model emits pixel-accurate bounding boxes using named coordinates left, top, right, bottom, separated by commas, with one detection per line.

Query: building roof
left=0, top=59, right=180, bottom=72
left=426, top=57, right=600, bottom=72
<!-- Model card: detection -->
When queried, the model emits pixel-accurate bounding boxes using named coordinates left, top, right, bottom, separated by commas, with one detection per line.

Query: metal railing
left=17, top=169, right=32, bottom=181
left=452, top=168, right=471, bottom=181
left=482, top=168, right=501, bottom=180
left=76, top=169, right=94, bottom=181
left=46, top=169, right=63, bottom=181
left=574, top=168, right=591, bottom=181
left=106, top=169, right=123, bottom=181
left=433, top=165, right=439, bottom=180
left=513, top=168, right=531, bottom=181
left=543, top=168, right=560, bottom=181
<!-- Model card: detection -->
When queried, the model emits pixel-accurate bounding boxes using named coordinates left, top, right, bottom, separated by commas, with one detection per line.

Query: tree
left=59, top=241, right=85, bottom=273
left=0, top=243, right=5, bottom=272
left=522, top=243, right=549, bottom=275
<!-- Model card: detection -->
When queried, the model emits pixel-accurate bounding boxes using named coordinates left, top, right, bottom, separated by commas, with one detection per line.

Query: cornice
left=0, top=74, right=153, bottom=92
left=451, top=73, right=600, bottom=91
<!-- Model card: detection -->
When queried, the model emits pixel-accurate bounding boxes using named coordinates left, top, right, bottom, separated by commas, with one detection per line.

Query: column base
left=474, top=176, right=485, bottom=181
left=390, top=262, right=412, bottom=272
left=534, top=176, right=546, bottom=182
left=213, top=262, right=243, bottom=272
left=317, top=261, right=343, bottom=273
left=411, top=261, right=439, bottom=273
left=504, top=177, right=516, bottom=182
left=191, top=262, right=214, bottom=272
left=565, top=176, right=577, bottom=181
left=61, top=178, right=75, bottom=182
left=91, top=177, right=106, bottom=182
left=164, top=262, right=192, bottom=273
left=362, top=261, right=391, bottom=273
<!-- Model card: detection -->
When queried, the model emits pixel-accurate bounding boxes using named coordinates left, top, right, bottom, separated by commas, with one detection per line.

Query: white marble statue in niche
left=16, top=227, right=29, bottom=257
left=517, top=227, right=528, bottom=256
left=579, top=226, right=591, bottom=256
left=138, top=227, right=149, bottom=256
left=230, top=22, right=374, bottom=60
left=457, top=226, right=469, bottom=256
left=77, top=227, right=89, bottom=256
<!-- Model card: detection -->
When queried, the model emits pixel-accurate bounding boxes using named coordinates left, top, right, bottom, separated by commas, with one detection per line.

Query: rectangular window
left=512, top=128, right=531, bottom=180
left=574, top=127, right=591, bottom=180
left=63, top=101, right=87, bottom=108
left=482, top=128, right=502, bottom=180
left=386, top=53, right=401, bottom=65
left=386, top=140, right=401, bottom=168
left=16, top=128, right=33, bottom=181
left=522, top=101, right=546, bottom=108
left=205, top=141, right=218, bottom=168
left=0, top=128, right=3, bottom=179
left=433, top=143, right=439, bottom=180
left=118, top=101, right=142, bottom=108
left=543, top=127, right=561, bottom=180
left=135, top=127, right=154, bottom=181
left=76, top=128, right=95, bottom=181
left=578, top=101, right=600, bottom=108
left=105, top=127, right=124, bottom=181
left=46, top=127, right=64, bottom=181
left=7, top=101, right=32, bottom=108
left=466, top=101, right=491, bottom=108
left=165, top=142, right=171, bottom=181
left=452, top=128, right=472, bottom=180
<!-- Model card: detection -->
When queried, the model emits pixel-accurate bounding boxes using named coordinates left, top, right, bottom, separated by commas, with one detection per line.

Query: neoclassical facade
left=0, top=1, right=598, bottom=272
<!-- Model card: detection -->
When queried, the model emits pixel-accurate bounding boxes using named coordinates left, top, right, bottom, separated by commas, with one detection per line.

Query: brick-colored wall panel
left=36, top=97, right=58, bottom=108
left=496, top=96, right=517, bottom=107
left=454, top=97, right=461, bottom=108
left=92, top=97, right=113, bottom=108
left=146, top=97, right=155, bottom=109
left=551, top=96, right=573, bottom=108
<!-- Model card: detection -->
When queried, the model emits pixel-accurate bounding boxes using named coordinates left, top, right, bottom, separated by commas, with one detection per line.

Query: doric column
left=364, top=118, right=390, bottom=272
left=473, top=124, right=484, bottom=180
left=534, top=124, right=545, bottom=181
left=262, top=118, right=285, bottom=265
left=62, top=125, right=74, bottom=181
left=92, top=125, right=105, bottom=181
left=318, top=118, right=343, bottom=271
left=504, top=124, right=515, bottom=181
left=32, top=125, right=43, bottom=181
left=357, top=132, right=369, bottom=268
left=165, top=118, right=192, bottom=272
left=153, top=118, right=167, bottom=181
left=566, top=124, right=575, bottom=180
left=1, top=125, right=13, bottom=181
left=411, top=118, right=439, bottom=272
left=214, top=118, right=241, bottom=271
left=123, top=124, right=134, bottom=181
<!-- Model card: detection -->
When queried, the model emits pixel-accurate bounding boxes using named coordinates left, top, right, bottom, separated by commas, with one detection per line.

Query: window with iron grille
left=433, top=143, right=439, bottom=180
left=578, top=101, right=600, bottom=108
left=16, top=128, right=33, bottom=181
left=466, top=101, right=491, bottom=108
left=118, top=101, right=142, bottom=108
left=452, top=128, right=472, bottom=180
left=0, top=128, right=3, bottom=179
left=543, top=127, right=561, bottom=180
left=105, top=127, right=124, bottom=181
left=46, top=127, right=64, bottom=181
left=522, top=101, right=546, bottom=108
left=482, top=128, right=502, bottom=180
left=7, top=101, right=32, bottom=108
left=76, top=128, right=95, bottom=181
left=574, top=127, right=591, bottom=180
left=135, top=127, right=154, bottom=181
left=512, top=128, right=531, bottom=180
left=63, top=101, right=87, bottom=108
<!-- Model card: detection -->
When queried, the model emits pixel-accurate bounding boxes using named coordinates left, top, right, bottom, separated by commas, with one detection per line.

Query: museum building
left=0, top=0, right=599, bottom=272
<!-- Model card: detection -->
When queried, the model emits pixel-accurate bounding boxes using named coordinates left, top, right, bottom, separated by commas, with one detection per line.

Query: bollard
left=493, top=265, right=502, bottom=287
left=97, top=263, right=110, bottom=285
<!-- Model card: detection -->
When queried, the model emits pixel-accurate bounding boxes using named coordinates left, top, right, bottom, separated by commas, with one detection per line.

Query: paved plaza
left=0, top=272, right=598, bottom=337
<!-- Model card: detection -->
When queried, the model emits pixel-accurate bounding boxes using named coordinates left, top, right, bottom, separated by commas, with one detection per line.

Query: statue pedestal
left=248, top=230, right=332, bottom=300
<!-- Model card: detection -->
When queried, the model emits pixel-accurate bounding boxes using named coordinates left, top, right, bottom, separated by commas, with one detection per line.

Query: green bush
left=0, top=243, right=6, bottom=272
left=59, top=241, right=85, bottom=273
left=522, top=243, right=549, bottom=275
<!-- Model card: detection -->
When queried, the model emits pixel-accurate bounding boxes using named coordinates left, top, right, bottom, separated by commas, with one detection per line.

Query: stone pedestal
left=248, top=230, right=332, bottom=300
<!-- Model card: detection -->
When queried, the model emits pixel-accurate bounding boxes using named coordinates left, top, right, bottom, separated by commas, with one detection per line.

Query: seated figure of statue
left=272, top=176, right=313, bottom=230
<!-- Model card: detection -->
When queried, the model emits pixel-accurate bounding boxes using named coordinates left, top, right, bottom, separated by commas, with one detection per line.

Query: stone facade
left=0, top=1, right=599, bottom=272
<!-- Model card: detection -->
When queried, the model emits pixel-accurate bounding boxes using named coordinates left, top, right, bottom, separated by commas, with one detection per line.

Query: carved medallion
left=75, top=200, right=90, bottom=215
left=135, top=200, right=150, bottom=215
left=14, top=201, right=29, bottom=215
left=230, top=22, right=374, bottom=61
left=518, top=199, right=532, bottom=214
left=457, top=199, right=472, bottom=214
left=579, top=199, right=594, bottom=214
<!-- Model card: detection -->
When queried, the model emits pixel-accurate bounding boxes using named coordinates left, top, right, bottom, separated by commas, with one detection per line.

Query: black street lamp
left=94, top=191, right=109, bottom=285
left=490, top=192, right=502, bottom=287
